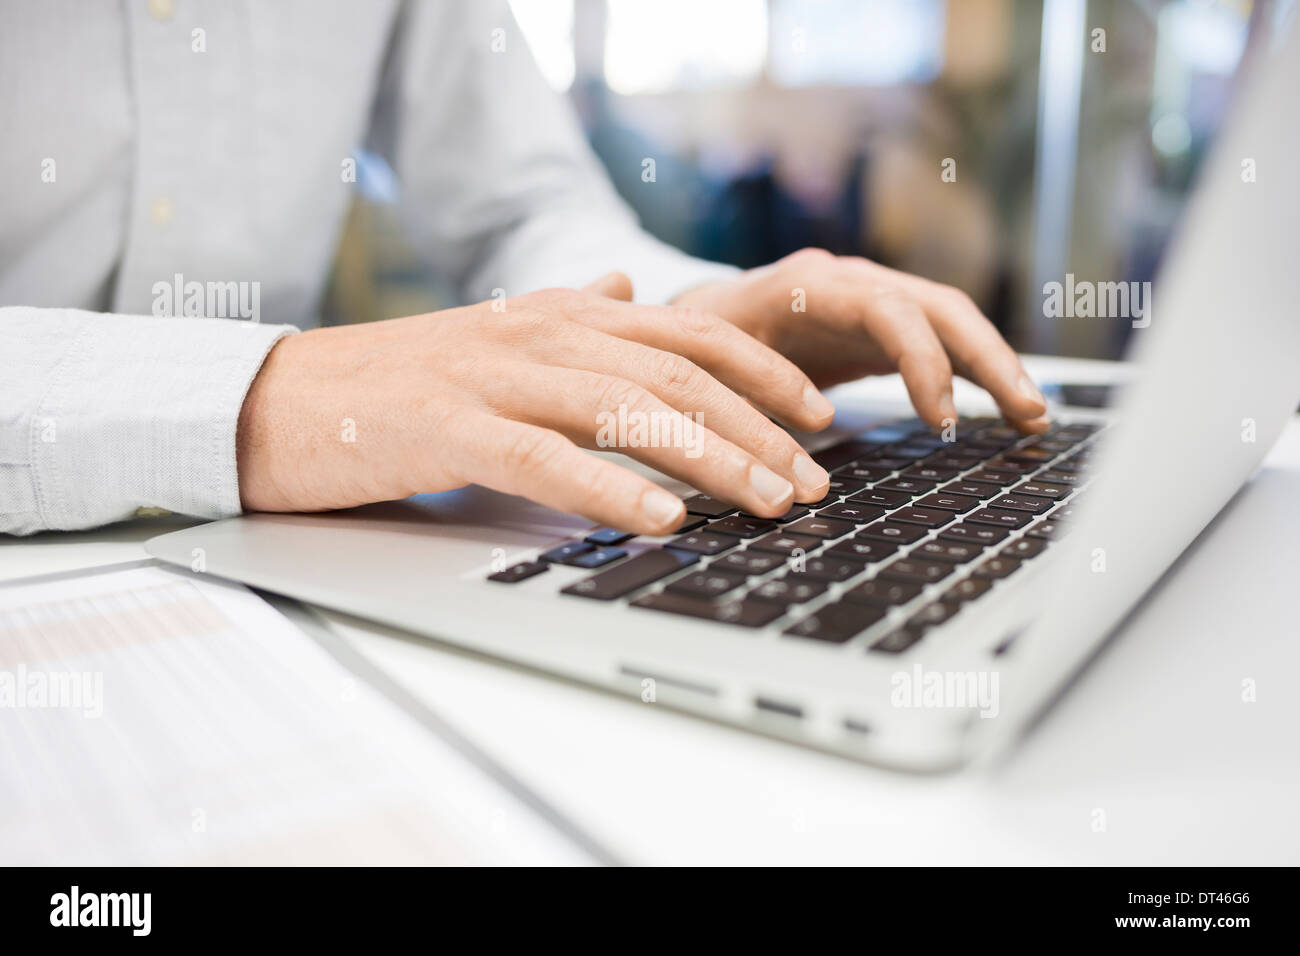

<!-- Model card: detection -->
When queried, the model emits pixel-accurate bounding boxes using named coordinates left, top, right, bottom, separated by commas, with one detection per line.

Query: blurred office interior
left=324, top=0, right=1292, bottom=359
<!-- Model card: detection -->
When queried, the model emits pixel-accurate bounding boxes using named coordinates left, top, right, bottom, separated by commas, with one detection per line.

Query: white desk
left=5, top=356, right=1298, bottom=865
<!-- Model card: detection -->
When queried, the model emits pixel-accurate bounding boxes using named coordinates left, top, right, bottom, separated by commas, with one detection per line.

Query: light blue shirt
left=0, top=0, right=735, bottom=534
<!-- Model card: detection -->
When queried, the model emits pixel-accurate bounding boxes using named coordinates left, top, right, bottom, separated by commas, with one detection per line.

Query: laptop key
left=812, top=441, right=882, bottom=470
left=751, top=577, right=827, bottom=605
left=714, top=550, right=786, bottom=575
left=941, top=480, right=1003, bottom=500
left=666, top=568, right=749, bottom=599
left=938, top=522, right=1008, bottom=545
left=665, top=531, right=741, bottom=555
left=891, top=445, right=937, bottom=460
left=983, top=458, right=1039, bottom=475
left=1001, top=537, right=1047, bottom=560
left=825, top=476, right=867, bottom=497
left=584, top=528, right=634, bottom=547
left=630, top=592, right=785, bottom=628
left=912, top=539, right=982, bottom=564
left=973, top=555, right=1022, bottom=579
left=858, top=520, right=928, bottom=545
left=1003, top=447, right=1056, bottom=465
left=879, top=557, right=954, bottom=585
left=540, top=541, right=594, bottom=563
left=708, top=515, right=778, bottom=538
left=860, top=422, right=926, bottom=443
left=876, top=477, right=938, bottom=496
left=915, top=492, right=981, bottom=513
left=902, top=465, right=959, bottom=482
left=783, top=516, right=856, bottom=539
left=833, top=463, right=893, bottom=482
left=889, top=506, right=955, bottom=529
left=943, top=576, right=992, bottom=603
left=926, top=455, right=981, bottom=471
left=566, top=546, right=628, bottom=569
left=784, top=600, right=887, bottom=643
left=1015, top=481, right=1071, bottom=500
left=967, top=507, right=1033, bottom=530
left=861, top=456, right=913, bottom=471
left=792, top=555, right=863, bottom=583
left=990, top=494, right=1053, bottom=515
left=1027, top=519, right=1067, bottom=540
left=488, top=560, right=549, bottom=583
left=979, top=425, right=1020, bottom=441
left=562, top=548, right=698, bottom=600
left=805, top=489, right=842, bottom=507
left=1045, top=459, right=1084, bottom=475
left=843, top=579, right=923, bottom=607
left=965, top=437, right=1017, bottom=453
left=847, top=488, right=912, bottom=509
left=749, top=532, right=821, bottom=556
left=907, top=601, right=960, bottom=631
left=681, top=494, right=736, bottom=518
left=966, top=468, right=1022, bottom=486
left=824, top=537, right=900, bottom=563
left=816, top=502, right=886, bottom=524
left=1036, top=470, right=1082, bottom=486
left=869, top=627, right=925, bottom=654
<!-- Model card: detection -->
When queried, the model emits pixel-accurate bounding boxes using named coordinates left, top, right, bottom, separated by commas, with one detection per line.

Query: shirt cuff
left=29, top=311, right=296, bottom=530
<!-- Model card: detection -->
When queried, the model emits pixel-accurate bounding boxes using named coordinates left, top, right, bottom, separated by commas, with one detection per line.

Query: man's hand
left=236, top=274, right=835, bottom=534
left=673, top=248, right=1049, bottom=433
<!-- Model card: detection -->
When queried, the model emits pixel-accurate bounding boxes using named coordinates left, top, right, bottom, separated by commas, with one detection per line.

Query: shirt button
left=151, top=197, right=174, bottom=226
left=148, top=0, right=174, bottom=22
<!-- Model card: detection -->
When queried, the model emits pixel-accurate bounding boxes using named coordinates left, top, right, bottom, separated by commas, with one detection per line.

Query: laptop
left=147, top=25, right=1300, bottom=771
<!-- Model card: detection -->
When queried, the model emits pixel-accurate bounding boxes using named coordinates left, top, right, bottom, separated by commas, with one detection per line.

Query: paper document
left=0, top=563, right=594, bottom=864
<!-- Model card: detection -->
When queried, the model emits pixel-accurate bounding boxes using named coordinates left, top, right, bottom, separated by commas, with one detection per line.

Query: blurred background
left=323, top=0, right=1295, bottom=359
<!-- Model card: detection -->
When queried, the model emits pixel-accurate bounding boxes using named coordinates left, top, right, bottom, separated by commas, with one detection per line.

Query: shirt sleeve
left=366, top=0, right=740, bottom=306
left=0, top=307, right=295, bottom=535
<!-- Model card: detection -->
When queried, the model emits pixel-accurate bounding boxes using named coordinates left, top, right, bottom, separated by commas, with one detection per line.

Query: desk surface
left=5, top=356, right=1298, bottom=865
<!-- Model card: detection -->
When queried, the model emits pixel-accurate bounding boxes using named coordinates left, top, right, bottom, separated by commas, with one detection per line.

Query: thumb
left=581, top=270, right=634, bottom=302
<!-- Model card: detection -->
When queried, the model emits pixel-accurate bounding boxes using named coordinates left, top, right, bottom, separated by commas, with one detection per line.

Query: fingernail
left=802, top=384, right=835, bottom=422
left=641, top=488, right=684, bottom=529
left=1018, top=374, right=1045, bottom=406
left=750, top=463, right=794, bottom=508
left=792, top=453, right=829, bottom=493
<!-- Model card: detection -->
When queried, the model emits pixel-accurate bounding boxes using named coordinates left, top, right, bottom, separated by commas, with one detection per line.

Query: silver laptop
left=148, top=26, right=1300, bottom=771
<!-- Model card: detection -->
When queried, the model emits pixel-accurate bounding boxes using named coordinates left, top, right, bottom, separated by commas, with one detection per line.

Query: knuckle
left=593, top=375, right=645, bottom=413
left=508, top=309, right=552, bottom=338
left=525, top=287, right=581, bottom=308
left=670, top=305, right=725, bottom=338
left=647, top=351, right=700, bottom=394
left=940, top=285, right=977, bottom=312
left=496, top=299, right=576, bottom=340
left=869, top=286, right=915, bottom=312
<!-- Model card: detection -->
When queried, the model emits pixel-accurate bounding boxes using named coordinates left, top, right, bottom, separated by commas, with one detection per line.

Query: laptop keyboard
left=488, top=416, right=1102, bottom=655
